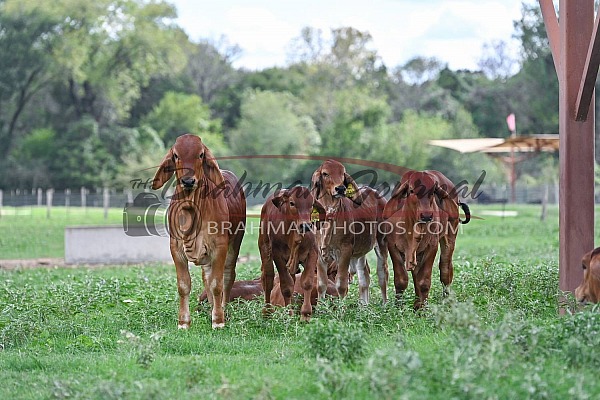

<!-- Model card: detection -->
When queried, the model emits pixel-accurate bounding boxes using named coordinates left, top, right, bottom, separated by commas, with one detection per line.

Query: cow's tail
left=458, top=202, right=471, bottom=224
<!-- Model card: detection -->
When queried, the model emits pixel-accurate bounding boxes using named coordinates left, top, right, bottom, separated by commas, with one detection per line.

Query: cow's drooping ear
left=272, top=190, right=290, bottom=209
left=390, top=180, right=409, bottom=200
left=201, top=144, right=224, bottom=187
left=152, top=148, right=176, bottom=190
left=434, top=183, right=450, bottom=202
left=310, top=167, right=322, bottom=199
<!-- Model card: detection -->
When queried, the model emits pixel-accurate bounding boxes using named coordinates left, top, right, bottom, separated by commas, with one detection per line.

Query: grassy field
left=1, top=204, right=600, bottom=399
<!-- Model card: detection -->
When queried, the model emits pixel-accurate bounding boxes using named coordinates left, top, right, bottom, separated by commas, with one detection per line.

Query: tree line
left=1, top=1, right=576, bottom=191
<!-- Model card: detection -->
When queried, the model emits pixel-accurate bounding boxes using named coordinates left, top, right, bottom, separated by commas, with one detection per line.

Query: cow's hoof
left=300, top=314, right=311, bottom=323
left=178, top=322, right=190, bottom=330
left=212, top=322, right=225, bottom=329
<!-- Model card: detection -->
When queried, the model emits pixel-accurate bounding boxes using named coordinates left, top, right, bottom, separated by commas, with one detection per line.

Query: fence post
left=37, top=188, right=43, bottom=206
left=81, top=187, right=87, bottom=210
left=103, top=187, right=109, bottom=219
left=46, top=188, right=54, bottom=219
left=65, top=188, right=71, bottom=215
left=540, top=185, right=549, bottom=221
left=125, top=188, right=133, bottom=204
left=0, top=189, right=3, bottom=218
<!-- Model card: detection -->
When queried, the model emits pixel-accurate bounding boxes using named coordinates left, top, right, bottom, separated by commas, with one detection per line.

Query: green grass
left=1, top=204, right=600, bottom=398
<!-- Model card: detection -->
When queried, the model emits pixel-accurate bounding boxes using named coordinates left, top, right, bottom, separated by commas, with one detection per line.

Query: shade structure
left=428, top=134, right=559, bottom=154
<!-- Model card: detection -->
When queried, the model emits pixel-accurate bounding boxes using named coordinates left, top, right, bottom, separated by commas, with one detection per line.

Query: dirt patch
left=0, top=258, right=66, bottom=270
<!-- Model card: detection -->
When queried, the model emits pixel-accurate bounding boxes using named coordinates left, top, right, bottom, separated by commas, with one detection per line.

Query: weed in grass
left=304, top=319, right=367, bottom=364
left=118, top=330, right=164, bottom=369
left=366, top=339, right=422, bottom=400
left=313, top=356, right=353, bottom=398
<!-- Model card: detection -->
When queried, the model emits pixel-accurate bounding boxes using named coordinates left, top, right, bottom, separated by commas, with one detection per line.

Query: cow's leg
left=171, top=244, right=192, bottom=329
left=207, top=243, right=228, bottom=329
left=259, top=235, right=275, bottom=315
left=335, top=243, right=353, bottom=298
left=375, top=233, right=389, bottom=304
left=413, top=248, right=436, bottom=310
left=316, top=257, right=329, bottom=301
left=223, top=230, right=244, bottom=304
left=388, top=241, right=408, bottom=303
left=299, top=253, right=317, bottom=321
left=352, top=256, right=370, bottom=305
left=274, top=254, right=294, bottom=313
left=438, top=226, right=457, bottom=297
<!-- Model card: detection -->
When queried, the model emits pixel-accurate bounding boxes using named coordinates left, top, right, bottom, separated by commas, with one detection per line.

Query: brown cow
left=152, top=134, right=246, bottom=329
left=199, top=278, right=262, bottom=302
left=258, top=186, right=325, bottom=321
left=311, top=160, right=389, bottom=304
left=575, top=247, right=600, bottom=303
left=383, top=170, right=470, bottom=309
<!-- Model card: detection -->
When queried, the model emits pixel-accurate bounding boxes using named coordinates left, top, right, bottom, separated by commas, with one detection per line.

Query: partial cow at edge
left=575, top=247, right=600, bottom=304
left=152, top=133, right=246, bottom=329
left=383, top=170, right=470, bottom=310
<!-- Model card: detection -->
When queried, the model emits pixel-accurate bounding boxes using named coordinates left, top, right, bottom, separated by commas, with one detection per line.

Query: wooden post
left=46, top=188, right=53, bottom=219
left=558, top=0, right=595, bottom=294
left=0, top=189, right=3, bottom=219
left=103, top=187, right=109, bottom=219
left=37, top=188, right=42, bottom=206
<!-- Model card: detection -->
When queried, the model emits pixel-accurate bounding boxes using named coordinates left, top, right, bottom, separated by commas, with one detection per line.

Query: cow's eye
left=322, top=172, right=329, bottom=178
left=198, top=152, right=204, bottom=159
left=289, top=201, right=295, bottom=207
left=582, top=263, right=587, bottom=270
left=172, top=153, right=179, bottom=162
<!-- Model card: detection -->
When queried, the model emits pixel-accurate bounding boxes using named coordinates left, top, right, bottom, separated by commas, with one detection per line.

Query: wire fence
left=0, top=182, right=569, bottom=217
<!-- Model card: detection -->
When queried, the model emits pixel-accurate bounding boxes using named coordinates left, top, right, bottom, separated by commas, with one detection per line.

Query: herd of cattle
left=150, top=134, right=595, bottom=329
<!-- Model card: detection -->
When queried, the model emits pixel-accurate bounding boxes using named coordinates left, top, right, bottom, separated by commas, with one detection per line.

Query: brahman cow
left=311, top=159, right=389, bottom=304
left=383, top=170, right=470, bottom=309
left=152, top=134, right=246, bottom=329
left=199, top=278, right=262, bottom=302
left=575, top=247, right=600, bottom=304
left=258, top=186, right=325, bottom=321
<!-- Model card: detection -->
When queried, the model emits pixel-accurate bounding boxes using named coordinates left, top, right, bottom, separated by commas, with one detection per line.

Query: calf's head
left=311, top=160, right=359, bottom=201
left=392, top=171, right=447, bottom=225
left=152, top=134, right=223, bottom=192
left=272, top=186, right=325, bottom=236
left=575, top=247, right=600, bottom=304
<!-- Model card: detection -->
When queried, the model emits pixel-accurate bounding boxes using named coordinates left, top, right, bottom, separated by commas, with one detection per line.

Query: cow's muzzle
left=181, top=177, right=196, bottom=189
left=334, top=185, right=346, bottom=198
left=419, top=212, right=433, bottom=222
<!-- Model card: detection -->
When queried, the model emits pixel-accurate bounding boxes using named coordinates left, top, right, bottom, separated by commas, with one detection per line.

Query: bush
left=304, top=319, right=367, bottom=364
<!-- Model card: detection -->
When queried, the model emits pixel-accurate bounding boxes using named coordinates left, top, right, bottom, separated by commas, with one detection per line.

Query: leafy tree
left=141, top=91, right=225, bottom=151
left=0, top=4, right=58, bottom=159
left=228, top=90, right=319, bottom=184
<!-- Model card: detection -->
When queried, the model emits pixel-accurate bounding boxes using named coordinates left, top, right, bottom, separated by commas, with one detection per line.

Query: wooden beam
left=539, top=0, right=561, bottom=74
left=575, top=9, right=600, bottom=121
left=558, top=0, right=595, bottom=296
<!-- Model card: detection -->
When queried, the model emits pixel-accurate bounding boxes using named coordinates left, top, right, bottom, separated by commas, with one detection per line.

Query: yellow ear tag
left=311, top=207, right=320, bottom=223
left=345, top=184, right=356, bottom=198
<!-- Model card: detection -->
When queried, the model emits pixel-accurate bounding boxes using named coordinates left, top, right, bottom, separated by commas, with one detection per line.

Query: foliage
left=304, top=319, right=367, bottom=363
left=228, top=89, right=319, bottom=183
left=141, top=91, right=225, bottom=149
